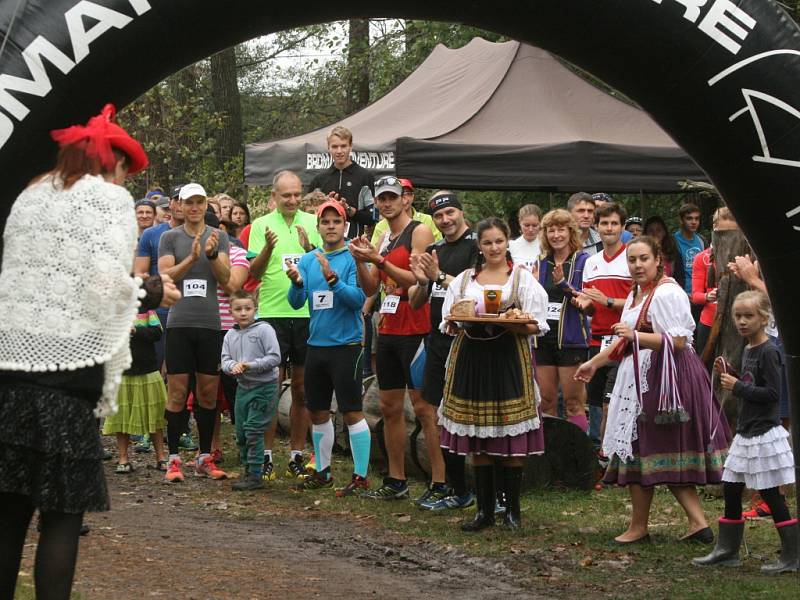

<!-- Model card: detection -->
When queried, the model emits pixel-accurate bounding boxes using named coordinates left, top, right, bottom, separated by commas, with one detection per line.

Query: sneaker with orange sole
left=165, top=457, right=184, bottom=483
left=195, top=455, right=228, bottom=480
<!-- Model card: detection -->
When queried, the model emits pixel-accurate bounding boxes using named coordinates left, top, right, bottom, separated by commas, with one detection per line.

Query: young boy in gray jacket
left=221, top=290, right=282, bottom=491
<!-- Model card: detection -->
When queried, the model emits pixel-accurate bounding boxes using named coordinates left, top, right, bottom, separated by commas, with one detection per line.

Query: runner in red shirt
left=349, top=176, right=434, bottom=500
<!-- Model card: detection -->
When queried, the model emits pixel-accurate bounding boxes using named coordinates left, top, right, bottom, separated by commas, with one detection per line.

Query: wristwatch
left=206, top=249, right=219, bottom=260
left=606, top=297, right=614, bottom=308
left=436, top=271, right=447, bottom=286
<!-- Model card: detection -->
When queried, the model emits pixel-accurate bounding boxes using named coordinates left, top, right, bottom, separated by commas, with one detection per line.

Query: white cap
left=178, top=183, right=207, bottom=200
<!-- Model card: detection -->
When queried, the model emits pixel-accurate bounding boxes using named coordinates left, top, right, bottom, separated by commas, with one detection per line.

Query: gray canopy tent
left=244, top=38, right=706, bottom=191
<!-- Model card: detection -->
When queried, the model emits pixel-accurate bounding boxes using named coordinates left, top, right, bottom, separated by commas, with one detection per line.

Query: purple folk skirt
left=604, top=346, right=731, bottom=488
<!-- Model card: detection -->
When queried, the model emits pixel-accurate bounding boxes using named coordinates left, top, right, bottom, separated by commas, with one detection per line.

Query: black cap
left=171, top=184, right=184, bottom=199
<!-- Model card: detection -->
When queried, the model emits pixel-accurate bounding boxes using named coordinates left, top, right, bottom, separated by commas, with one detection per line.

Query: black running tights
left=0, top=493, right=83, bottom=600
left=723, top=483, right=791, bottom=523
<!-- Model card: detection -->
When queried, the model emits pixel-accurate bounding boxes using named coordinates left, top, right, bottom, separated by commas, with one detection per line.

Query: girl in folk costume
left=693, top=291, right=797, bottom=574
left=439, top=218, right=549, bottom=531
left=102, top=310, right=168, bottom=473
left=575, top=236, right=730, bottom=544
left=0, top=105, right=176, bottom=598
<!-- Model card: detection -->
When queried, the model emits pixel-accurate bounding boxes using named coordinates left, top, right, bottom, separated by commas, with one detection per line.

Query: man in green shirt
left=249, top=170, right=322, bottom=480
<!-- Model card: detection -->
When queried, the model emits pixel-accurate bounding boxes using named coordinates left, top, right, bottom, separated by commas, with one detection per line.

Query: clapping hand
left=264, top=228, right=278, bottom=253
left=286, top=261, right=303, bottom=286
left=315, top=252, right=334, bottom=280
left=552, top=262, right=565, bottom=284
left=409, top=253, right=428, bottom=284
left=296, top=225, right=312, bottom=252
left=204, top=229, right=219, bottom=256
left=191, top=233, right=202, bottom=261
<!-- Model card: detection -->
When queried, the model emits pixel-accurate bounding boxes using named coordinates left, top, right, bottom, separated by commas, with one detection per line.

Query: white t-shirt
left=509, top=236, right=541, bottom=270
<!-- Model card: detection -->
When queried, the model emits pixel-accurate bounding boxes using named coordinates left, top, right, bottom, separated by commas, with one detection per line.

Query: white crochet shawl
left=0, top=174, right=142, bottom=416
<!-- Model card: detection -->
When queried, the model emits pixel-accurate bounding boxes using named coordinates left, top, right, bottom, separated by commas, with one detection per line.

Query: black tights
left=0, top=493, right=83, bottom=600
left=723, top=483, right=791, bottom=523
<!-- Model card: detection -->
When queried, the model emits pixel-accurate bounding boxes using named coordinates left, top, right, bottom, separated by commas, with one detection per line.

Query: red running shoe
left=165, top=457, right=184, bottom=483
left=195, top=455, right=228, bottom=480
left=742, top=501, right=771, bottom=519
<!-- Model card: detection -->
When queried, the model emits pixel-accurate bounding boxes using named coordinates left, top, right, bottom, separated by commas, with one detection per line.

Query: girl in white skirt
left=693, top=291, right=797, bottom=574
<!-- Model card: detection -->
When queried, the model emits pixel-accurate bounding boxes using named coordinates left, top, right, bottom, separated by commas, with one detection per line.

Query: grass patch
left=182, top=422, right=797, bottom=598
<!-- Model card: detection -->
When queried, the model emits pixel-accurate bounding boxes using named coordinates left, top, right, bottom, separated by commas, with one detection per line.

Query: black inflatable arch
left=2, top=1, right=800, bottom=460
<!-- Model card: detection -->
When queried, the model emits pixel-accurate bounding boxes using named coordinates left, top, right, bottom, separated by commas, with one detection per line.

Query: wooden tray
left=445, top=314, right=538, bottom=325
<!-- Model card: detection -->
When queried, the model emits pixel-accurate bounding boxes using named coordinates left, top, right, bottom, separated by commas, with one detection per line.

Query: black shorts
left=586, top=345, right=619, bottom=407
left=422, top=332, right=453, bottom=406
left=534, top=341, right=587, bottom=367
left=264, top=317, right=309, bottom=366
left=165, top=327, right=222, bottom=375
left=376, top=333, right=426, bottom=391
left=305, top=345, right=364, bottom=413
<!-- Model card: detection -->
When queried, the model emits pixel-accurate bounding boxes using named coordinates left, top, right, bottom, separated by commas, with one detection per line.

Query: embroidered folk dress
left=602, top=280, right=729, bottom=487
left=438, top=266, right=549, bottom=456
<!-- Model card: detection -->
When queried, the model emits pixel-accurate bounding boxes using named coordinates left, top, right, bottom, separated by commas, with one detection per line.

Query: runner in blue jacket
left=286, top=200, right=371, bottom=496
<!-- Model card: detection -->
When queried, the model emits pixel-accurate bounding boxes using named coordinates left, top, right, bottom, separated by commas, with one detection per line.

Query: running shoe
left=414, top=483, right=450, bottom=507
left=742, top=500, right=771, bottom=519
left=134, top=434, right=152, bottom=454
left=361, top=478, right=409, bottom=500
left=195, top=456, right=228, bottom=480
left=305, top=453, right=316, bottom=472
left=295, top=471, right=334, bottom=491
left=178, top=432, right=198, bottom=451
left=421, top=491, right=476, bottom=511
left=165, top=457, right=184, bottom=483
left=335, top=474, right=370, bottom=497
left=285, top=455, right=306, bottom=479
left=211, top=448, right=223, bottom=464
left=262, top=460, right=276, bottom=482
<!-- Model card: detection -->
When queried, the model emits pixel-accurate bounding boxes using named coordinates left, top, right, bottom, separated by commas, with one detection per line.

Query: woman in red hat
left=0, top=105, right=177, bottom=599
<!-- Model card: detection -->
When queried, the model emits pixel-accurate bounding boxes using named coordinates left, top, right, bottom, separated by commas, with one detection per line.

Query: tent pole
left=549, top=192, right=554, bottom=210
left=639, top=189, right=645, bottom=218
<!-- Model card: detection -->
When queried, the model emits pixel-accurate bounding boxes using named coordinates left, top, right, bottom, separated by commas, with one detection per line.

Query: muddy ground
left=19, top=462, right=544, bottom=600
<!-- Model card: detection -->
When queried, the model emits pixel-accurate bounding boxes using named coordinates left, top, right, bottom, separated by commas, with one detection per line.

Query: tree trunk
left=210, top=47, right=243, bottom=168
left=702, top=229, right=751, bottom=430
left=346, top=19, right=370, bottom=113
left=168, top=66, right=200, bottom=180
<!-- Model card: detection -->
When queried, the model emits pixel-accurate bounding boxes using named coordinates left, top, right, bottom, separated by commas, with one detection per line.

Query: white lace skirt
left=722, top=426, right=795, bottom=489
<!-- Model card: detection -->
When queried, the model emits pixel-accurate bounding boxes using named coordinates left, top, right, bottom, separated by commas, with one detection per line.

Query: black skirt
left=0, top=370, right=109, bottom=513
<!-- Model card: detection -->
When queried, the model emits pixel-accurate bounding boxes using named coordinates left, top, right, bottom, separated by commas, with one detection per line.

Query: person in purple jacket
left=535, top=209, right=591, bottom=432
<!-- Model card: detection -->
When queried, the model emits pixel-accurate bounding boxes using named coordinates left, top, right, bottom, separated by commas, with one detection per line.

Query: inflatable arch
left=1, top=1, right=800, bottom=460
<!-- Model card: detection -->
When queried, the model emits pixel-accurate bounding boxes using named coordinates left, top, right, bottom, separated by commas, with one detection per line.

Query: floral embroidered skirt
left=439, top=329, right=544, bottom=457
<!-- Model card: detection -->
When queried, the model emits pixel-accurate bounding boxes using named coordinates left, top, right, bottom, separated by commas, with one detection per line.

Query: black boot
left=232, top=473, right=265, bottom=491
left=692, top=518, right=744, bottom=567
left=494, top=463, right=507, bottom=516
left=761, top=519, right=799, bottom=574
left=461, top=465, right=495, bottom=532
left=502, top=466, right=523, bottom=530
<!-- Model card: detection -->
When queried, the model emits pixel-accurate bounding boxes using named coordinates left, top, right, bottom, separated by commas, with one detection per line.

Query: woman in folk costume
left=439, top=217, right=549, bottom=531
left=0, top=105, right=176, bottom=599
left=575, top=236, right=730, bottom=545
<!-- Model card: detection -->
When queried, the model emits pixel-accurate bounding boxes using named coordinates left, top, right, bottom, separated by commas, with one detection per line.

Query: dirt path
left=20, top=466, right=543, bottom=599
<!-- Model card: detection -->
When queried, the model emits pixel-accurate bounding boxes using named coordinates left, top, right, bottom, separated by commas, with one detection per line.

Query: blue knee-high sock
left=348, top=419, right=370, bottom=478
left=312, top=419, right=334, bottom=479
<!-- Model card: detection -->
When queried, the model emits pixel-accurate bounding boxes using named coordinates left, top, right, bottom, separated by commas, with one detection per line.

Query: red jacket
left=691, top=247, right=716, bottom=326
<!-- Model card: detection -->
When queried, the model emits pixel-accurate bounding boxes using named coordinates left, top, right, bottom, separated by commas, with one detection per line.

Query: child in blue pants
left=221, top=290, right=281, bottom=491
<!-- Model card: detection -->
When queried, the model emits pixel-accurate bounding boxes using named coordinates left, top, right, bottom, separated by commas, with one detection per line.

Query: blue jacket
left=287, top=246, right=364, bottom=346
left=538, top=251, right=591, bottom=348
